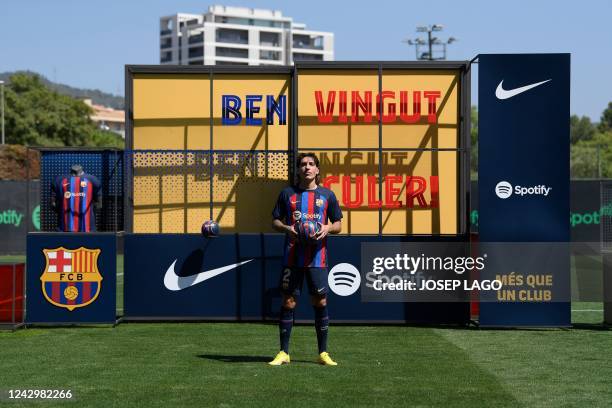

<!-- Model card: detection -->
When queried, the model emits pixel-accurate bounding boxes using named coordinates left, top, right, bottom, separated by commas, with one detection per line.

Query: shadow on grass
left=197, top=354, right=316, bottom=364
left=21, top=324, right=115, bottom=329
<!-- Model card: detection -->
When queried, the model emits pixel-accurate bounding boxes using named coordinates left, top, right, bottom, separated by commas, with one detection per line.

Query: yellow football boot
left=317, top=352, right=338, bottom=366
left=268, top=351, right=290, bottom=366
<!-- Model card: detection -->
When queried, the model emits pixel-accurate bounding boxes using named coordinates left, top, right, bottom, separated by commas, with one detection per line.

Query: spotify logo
left=328, top=263, right=361, bottom=296
left=495, top=181, right=513, bottom=199
left=495, top=181, right=552, bottom=199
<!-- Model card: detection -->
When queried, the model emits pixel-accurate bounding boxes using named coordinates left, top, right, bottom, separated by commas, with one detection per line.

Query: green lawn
left=1, top=255, right=610, bottom=407
left=1, top=320, right=611, bottom=407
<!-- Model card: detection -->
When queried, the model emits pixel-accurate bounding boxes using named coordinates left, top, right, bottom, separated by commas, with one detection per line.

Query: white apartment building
left=160, top=5, right=334, bottom=66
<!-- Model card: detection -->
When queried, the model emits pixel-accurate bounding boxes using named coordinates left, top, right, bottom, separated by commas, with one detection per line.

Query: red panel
left=0, top=263, right=25, bottom=323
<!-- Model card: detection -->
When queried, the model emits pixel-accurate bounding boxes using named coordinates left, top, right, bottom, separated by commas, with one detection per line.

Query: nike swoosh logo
left=495, top=79, right=551, bottom=100
left=164, top=259, right=253, bottom=291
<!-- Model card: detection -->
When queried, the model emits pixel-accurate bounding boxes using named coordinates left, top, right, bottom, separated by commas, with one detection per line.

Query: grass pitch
left=1, top=255, right=610, bottom=407
left=1, top=316, right=611, bottom=407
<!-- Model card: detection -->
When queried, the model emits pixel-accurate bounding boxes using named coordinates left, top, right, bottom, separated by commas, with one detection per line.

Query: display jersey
left=52, top=174, right=101, bottom=232
left=272, top=185, right=343, bottom=267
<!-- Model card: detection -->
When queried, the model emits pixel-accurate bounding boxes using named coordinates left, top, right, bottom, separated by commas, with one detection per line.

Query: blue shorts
left=280, top=267, right=328, bottom=297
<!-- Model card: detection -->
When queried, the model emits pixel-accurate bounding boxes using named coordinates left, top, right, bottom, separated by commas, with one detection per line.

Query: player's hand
left=314, top=223, right=330, bottom=240
left=286, top=224, right=299, bottom=240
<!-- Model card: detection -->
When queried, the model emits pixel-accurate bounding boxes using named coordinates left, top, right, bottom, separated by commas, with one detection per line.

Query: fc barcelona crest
left=40, top=247, right=103, bottom=311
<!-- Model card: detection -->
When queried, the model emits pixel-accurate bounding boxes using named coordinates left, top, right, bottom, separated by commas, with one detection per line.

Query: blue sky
left=1, top=0, right=610, bottom=120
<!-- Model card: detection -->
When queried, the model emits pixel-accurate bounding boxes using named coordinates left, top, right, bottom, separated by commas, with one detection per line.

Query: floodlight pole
left=427, top=30, right=433, bottom=61
left=403, top=25, right=456, bottom=61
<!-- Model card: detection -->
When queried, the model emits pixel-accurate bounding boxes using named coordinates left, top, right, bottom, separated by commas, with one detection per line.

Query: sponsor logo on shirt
left=64, top=191, right=85, bottom=199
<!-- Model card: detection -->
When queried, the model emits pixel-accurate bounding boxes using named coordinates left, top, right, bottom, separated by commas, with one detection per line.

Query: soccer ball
left=296, top=220, right=319, bottom=242
left=201, top=220, right=220, bottom=238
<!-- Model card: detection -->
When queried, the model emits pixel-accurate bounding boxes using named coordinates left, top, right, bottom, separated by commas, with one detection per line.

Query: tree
left=571, top=132, right=612, bottom=178
left=567, top=103, right=612, bottom=178
left=570, top=115, right=595, bottom=144
left=599, top=101, right=612, bottom=133
left=570, top=143, right=599, bottom=178
left=4, top=73, right=123, bottom=147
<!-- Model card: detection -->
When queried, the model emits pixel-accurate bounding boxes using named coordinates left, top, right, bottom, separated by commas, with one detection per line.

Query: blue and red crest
left=40, top=247, right=103, bottom=311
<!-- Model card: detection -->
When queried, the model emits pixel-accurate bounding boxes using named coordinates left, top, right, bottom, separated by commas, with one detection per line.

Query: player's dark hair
left=295, top=152, right=321, bottom=185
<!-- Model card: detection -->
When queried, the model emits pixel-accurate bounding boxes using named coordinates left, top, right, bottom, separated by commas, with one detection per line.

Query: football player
left=269, top=153, right=342, bottom=366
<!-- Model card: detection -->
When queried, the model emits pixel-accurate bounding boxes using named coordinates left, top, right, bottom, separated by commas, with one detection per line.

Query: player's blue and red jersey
left=51, top=174, right=101, bottom=232
left=272, top=185, right=342, bottom=267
